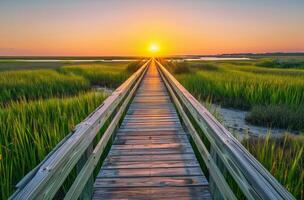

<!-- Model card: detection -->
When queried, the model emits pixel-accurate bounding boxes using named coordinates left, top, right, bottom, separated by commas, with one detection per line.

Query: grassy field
left=0, top=92, right=108, bottom=199
left=0, top=61, right=63, bottom=71
left=1, top=58, right=302, bottom=198
left=60, top=62, right=132, bottom=88
left=0, top=70, right=90, bottom=106
left=0, top=61, right=138, bottom=107
left=162, top=58, right=304, bottom=131
left=0, top=59, right=140, bottom=199
left=242, top=134, right=303, bottom=199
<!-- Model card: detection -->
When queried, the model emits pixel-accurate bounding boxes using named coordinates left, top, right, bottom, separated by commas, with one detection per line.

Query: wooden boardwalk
left=92, top=62, right=211, bottom=199
left=11, top=59, right=294, bottom=200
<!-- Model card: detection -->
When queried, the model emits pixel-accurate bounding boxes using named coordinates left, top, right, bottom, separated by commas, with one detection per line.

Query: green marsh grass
left=0, top=60, right=140, bottom=199
left=0, top=91, right=108, bottom=199
left=256, top=58, right=304, bottom=69
left=0, top=61, right=63, bottom=71
left=246, top=105, right=304, bottom=131
left=60, top=62, right=131, bottom=88
left=175, top=62, right=304, bottom=108
left=242, top=134, right=304, bottom=199
left=162, top=59, right=304, bottom=198
left=165, top=60, right=304, bottom=130
left=0, top=69, right=90, bottom=106
left=126, top=60, right=146, bottom=72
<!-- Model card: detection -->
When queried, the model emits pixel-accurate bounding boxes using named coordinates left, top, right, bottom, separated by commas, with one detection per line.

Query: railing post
left=209, top=145, right=224, bottom=200
left=77, top=143, right=94, bottom=200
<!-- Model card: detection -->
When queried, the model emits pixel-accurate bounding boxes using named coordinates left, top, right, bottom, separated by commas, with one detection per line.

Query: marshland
left=0, top=56, right=303, bottom=199
left=1, top=1, right=304, bottom=199
left=160, top=56, right=304, bottom=198
left=0, top=59, right=143, bottom=199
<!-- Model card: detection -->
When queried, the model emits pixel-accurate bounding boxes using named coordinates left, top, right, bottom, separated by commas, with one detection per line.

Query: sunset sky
left=1, top=0, right=304, bottom=56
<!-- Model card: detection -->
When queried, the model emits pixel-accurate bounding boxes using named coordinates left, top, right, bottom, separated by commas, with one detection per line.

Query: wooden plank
left=114, top=138, right=189, bottom=145
left=92, top=187, right=211, bottom=200
left=121, top=122, right=180, bottom=128
left=116, top=131, right=187, bottom=137
left=111, top=143, right=191, bottom=150
left=94, top=176, right=208, bottom=188
left=122, top=119, right=178, bottom=123
left=109, top=147, right=194, bottom=156
left=127, top=111, right=177, bottom=115
left=122, top=120, right=180, bottom=125
left=124, top=114, right=178, bottom=118
left=124, top=116, right=179, bottom=120
left=102, top=160, right=199, bottom=169
left=118, top=127, right=183, bottom=132
left=98, top=167, right=203, bottom=178
left=106, top=154, right=196, bottom=162
left=116, top=134, right=188, bottom=141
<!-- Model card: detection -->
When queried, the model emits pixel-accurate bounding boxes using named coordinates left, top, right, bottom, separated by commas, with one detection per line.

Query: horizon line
left=1, top=51, right=304, bottom=58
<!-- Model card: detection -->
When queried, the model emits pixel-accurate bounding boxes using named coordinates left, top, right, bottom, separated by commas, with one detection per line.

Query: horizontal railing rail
left=10, top=59, right=150, bottom=200
left=156, top=60, right=295, bottom=200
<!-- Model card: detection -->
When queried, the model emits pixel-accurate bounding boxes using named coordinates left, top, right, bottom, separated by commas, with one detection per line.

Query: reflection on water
left=168, top=57, right=251, bottom=62
left=185, top=57, right=251, bottom=61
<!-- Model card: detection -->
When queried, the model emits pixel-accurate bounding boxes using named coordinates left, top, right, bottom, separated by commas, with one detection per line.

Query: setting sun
left=0, top=1, right=303, bottom=199
left=149, top=43, right=160, bottom=54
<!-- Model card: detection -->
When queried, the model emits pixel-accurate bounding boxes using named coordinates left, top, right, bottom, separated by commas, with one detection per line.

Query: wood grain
left=93, top=187, right=211, bottom=200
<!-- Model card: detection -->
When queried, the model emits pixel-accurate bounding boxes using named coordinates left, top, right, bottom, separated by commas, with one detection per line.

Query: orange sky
left=0, top=1, right=304, bottom=56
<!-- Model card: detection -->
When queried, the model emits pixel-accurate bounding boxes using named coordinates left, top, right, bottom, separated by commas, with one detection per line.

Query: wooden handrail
left=156, top=60, right=295, bottom=200
left=10, top=60, right=150, bottom=200
left=158, top=64, right=237, bottom=200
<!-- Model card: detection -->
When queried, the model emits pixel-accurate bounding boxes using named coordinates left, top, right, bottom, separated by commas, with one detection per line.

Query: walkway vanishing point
left=11, top=59, right=295, bottom=200
left=92, top=61, right=210, bottom=199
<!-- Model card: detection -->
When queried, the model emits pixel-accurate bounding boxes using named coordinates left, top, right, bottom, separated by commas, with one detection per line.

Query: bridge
left=10, top=59, right=295, bottom=199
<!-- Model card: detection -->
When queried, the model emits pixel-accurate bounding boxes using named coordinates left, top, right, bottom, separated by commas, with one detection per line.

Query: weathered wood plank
left=121, top=123, right=180, bottom=128
left=94, top=176, right=208, bottom=188
left=98, top=166, right=203, bottom=178
left=92, top=187, right=211, bottom=200
left=102, top=160, right=199, bottom=169
left=114, top=138, right=189, bottom=145
left=116, top=134, right=188, bottom=141
left=111, top=143, right=191, bottom=150
left=123, top=118, right=179, bottom=122
left=118, top=127, right=183, bottom=132
left=106, top=154, right=196, bottom=162
left=124, top=115, right=178, bottom=119
left=109, top=147, right=194, bottom=156
left=116, top=131, right=187, bottom=137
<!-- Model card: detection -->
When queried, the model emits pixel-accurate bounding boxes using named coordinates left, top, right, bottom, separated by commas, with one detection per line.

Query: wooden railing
left=156, top=60, right=295, bottom=200
left=10, top=60, right=150, bottom=200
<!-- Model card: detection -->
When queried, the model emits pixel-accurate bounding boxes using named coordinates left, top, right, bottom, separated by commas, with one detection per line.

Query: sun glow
left=149, top=43, right=160, bottom=54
